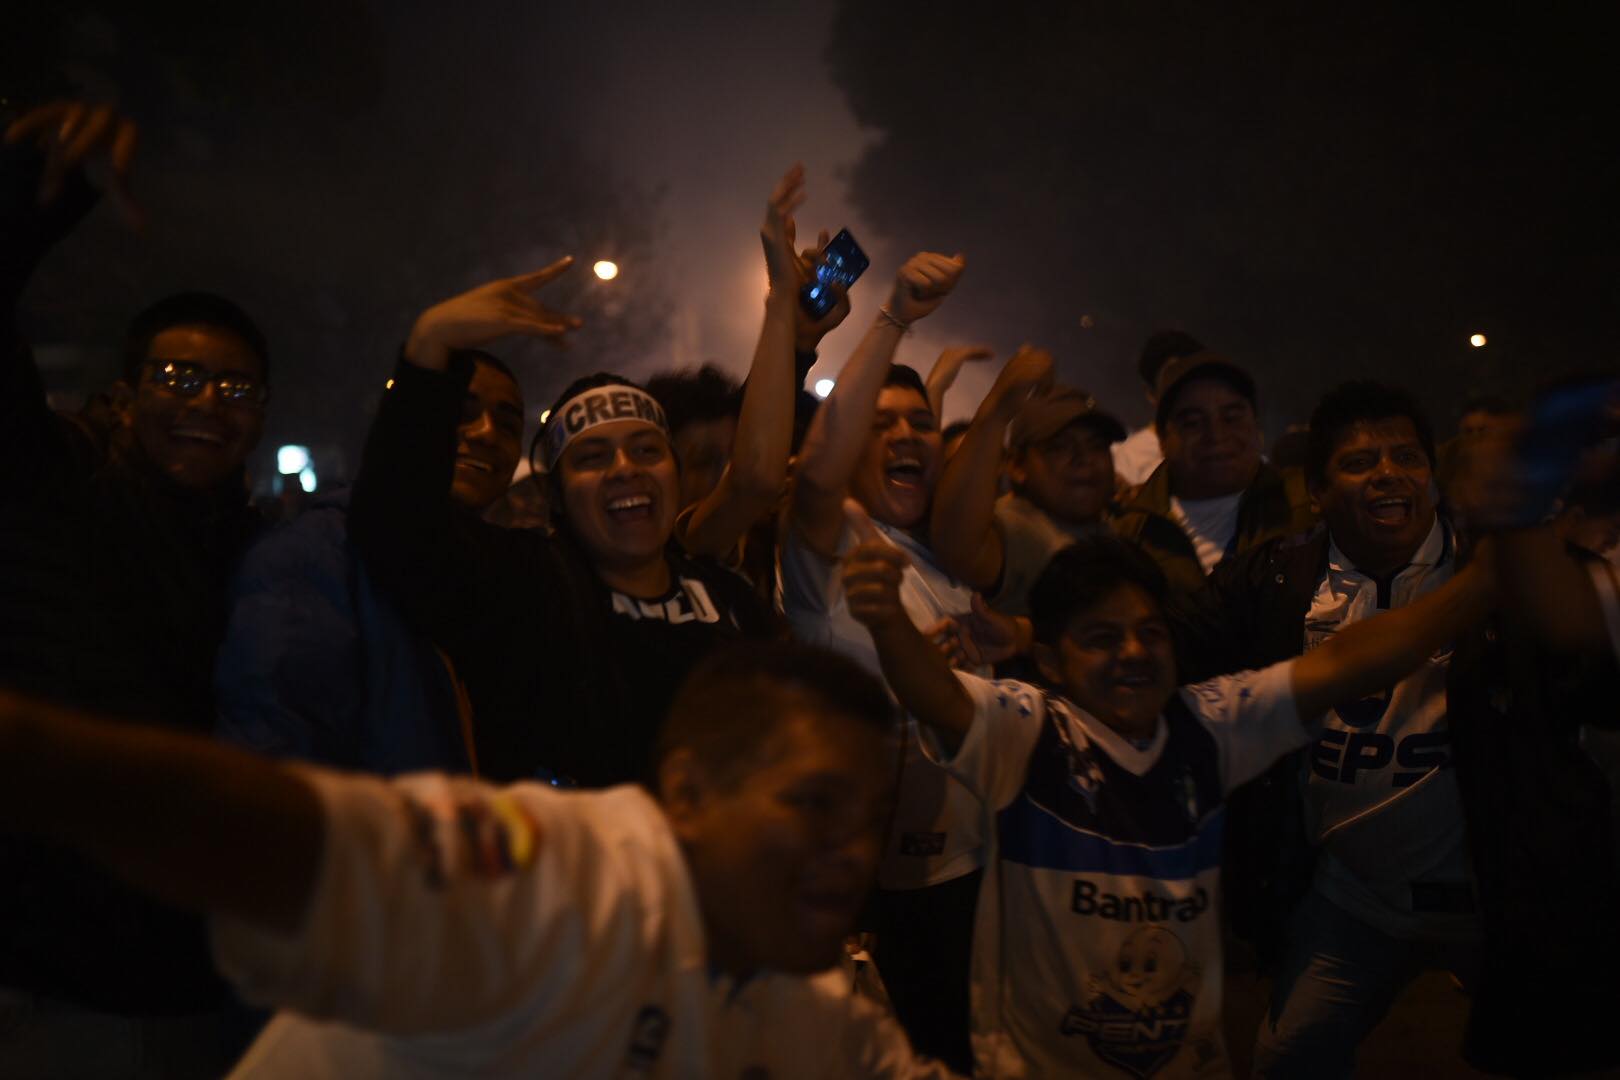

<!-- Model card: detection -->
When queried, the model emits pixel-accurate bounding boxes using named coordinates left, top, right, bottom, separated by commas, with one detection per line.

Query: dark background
left=6, top=1, right=1613, bottom=485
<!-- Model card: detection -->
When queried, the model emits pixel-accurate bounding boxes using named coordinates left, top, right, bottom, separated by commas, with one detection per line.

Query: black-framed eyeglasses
left=145, top=360, right=269, bottom=408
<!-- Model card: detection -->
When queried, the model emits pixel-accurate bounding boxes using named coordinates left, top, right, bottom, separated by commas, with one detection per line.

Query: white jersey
left=1300, top=519, right=1476, bottom=940
left=215, top=773, right=949, bottom=1079
left=779, top=516, right=985, bottom=890
left=936, top=665, right=1306, bottom=1078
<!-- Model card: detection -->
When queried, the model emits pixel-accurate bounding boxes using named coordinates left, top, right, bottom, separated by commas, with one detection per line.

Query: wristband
left=877, top=306, right=912, bottom=333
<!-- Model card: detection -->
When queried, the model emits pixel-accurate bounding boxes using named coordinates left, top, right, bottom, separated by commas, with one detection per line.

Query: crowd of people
left=2, top=101, right=1618, bottom=1080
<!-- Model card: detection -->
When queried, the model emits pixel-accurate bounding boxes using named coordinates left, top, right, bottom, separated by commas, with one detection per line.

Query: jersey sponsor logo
left=1072, top=881, right=1210, bottom=924
left=1309, top=728, right=1451, bottom=787
left=611, top=577, right=721, bottom=624
left=1331, top=687, right=1393, bottom=730
left=1061, top=925, right=1203, bottom=1078
left=898, top=831, right=946, bottom=856
left=624, top=1004, right=670, bottom=1072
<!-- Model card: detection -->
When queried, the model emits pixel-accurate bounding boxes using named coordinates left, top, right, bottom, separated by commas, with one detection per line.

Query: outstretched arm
left=790, top=252, right=967, bottom=557
left=1290, top=556, right=1495, bottom=720
left=929, top=346, right=1053, bottom=589
left=0, top=693, right=323, bottom=934
left=680, top=166, right=814, bottom=557
left=843, top=520, right=975, bottom=749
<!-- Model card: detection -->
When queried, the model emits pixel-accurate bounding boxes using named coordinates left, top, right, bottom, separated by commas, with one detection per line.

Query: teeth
left=608, top=495, right=653, bottom=512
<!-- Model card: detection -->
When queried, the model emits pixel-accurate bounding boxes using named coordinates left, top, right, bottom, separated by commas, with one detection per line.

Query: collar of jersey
left=1054, top=695, right=1170, bottom=777
left=1326, top=513, right=1447, bottom=578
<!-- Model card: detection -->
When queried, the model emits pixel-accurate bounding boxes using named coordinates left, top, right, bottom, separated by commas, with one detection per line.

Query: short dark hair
left=458, top=348, right=518, bottom=389
left=1030, top=536, right=1169, bottom=646
left=645, top=363, right=742, bottom=438
left=124, top=292, right=269, bottom=385
left=883, top=364, right=929, bottom=400
left=1138, top=330, right=1204, bottom=390
left=1304, top=381, right=1437, bottom=488
left=657, top=641, right=897, bottom=788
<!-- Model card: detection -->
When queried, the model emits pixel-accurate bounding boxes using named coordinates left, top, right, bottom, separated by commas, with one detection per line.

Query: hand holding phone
left=800, top=228, right=869, bottom=320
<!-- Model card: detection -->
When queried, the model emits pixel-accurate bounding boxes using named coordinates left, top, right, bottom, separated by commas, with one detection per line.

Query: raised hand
left=988, top=345, right=1055, bottom=419
left=405, top=258, right=583, bottom=371
left=761, top=164, right=809, bottom=294
left=843, top=508, right=911, bottom=632
left=926, top=344, right=996, bottom=417
left=887, top=252, right=966, bottom=325
left=5, top=101, right=141, bottom=226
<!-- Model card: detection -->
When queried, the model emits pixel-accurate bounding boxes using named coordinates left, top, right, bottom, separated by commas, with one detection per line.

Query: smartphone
left=800, top=228, right=869, bottom=320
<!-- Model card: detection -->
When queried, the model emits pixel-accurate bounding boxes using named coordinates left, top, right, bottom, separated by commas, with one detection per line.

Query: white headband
left=543, top=384, right=669, bottom=466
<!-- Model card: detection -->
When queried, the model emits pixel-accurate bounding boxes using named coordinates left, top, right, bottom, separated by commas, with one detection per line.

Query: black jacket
left=349, top=357, right=775, bottom=785
left=0, top=143, right=260, bottom=1011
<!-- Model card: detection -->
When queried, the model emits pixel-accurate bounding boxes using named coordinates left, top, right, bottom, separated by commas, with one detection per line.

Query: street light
left=277, top=445, right=310, bottom=475
left=1469, top=333, right=1487, bottom=348
left=814, top=378, right=835, bottom=399
left=593, top=260, right=619, bottom=281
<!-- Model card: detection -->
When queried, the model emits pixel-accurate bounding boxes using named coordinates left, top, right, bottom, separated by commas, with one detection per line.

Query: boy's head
left=849, top=365, right=941, bottom=531
left=1029, top=537, right=1177, bottom=738
left=656, top=642, right=899, bottom=976
left=540, top=372, right=679, bottom=575
left=645, top=363, right=743, bottom=512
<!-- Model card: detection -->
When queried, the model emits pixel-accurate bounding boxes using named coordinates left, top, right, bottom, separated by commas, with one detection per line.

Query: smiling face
left=556, top=420, right=680, bottom=577
left=1012, top=422, right=1116, bottom=524
left=1158, top=377, right=1263, bottom=500
left=1313, top=417, right=1436, bottom=576
left=130, top=324, right=266, bottom=490
left=849, top=386, right=942, bottom=530
left=667, top=708, right=897, bottom=975
left=450, top=362, right=525, bottom=511
left=1036, top=582, right=1178, bottom=741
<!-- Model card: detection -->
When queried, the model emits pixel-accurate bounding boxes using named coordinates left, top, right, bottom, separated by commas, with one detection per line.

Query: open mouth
left=1113, top=671, right=1157, bottom=692
left=1366, top=496, right=1412, bottom=525
left=455, top=456, right=495, bottom=475
left=605, top=492, right=656, bottom=523
left=885, top=456, right=926, bottom=489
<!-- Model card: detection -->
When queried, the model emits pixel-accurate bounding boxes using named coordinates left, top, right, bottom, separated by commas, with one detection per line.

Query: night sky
left=8, top=2, right=1614, bottom=483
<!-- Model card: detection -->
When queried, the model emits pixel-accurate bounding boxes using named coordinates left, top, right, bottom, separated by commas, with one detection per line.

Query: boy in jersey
left=843, top=530, right=1492, bottom=1078
left=0, top=643, right=956, bottom=1078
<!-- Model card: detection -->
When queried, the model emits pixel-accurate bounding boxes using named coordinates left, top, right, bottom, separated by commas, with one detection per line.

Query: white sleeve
left=1588, top=560, right=1620, bottom=666
left=1179, top=661, right=1308, bottom=793
left=778, top=519, right=851, bottom=618
left=211, top=769, right=627, bottom=1035
left=918, top=672, right=1045, bottom=810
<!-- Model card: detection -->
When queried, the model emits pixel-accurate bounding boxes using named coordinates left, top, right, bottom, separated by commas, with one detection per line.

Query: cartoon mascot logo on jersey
left=1061, top=925, right=1201, bottom=1078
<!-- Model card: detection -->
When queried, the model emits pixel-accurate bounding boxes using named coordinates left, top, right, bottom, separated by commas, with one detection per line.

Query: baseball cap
left=1153, top=352, right=1258, bottom=431
left=1010, top=385, right=1128, bottom=448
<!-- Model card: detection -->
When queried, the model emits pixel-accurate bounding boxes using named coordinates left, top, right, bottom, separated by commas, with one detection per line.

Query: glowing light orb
left=1470, top=333, right=1487, bottom=348
left=814, top=378, right=835, bottom=399
left=276, top=445, right=310, bottom=475
left=593, top=260, right=619, bottom=281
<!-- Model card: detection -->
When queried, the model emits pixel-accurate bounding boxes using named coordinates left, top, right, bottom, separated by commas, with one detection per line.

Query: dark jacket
left=0, top=143, right=260, bottom=1011
left=1113, top=459, right=1317, bottom=595
left=1166, top=526, right=1329, bottom=958
left=214, top=488, right=472, bottom=775
left=349, top=357, right=775, bottom=786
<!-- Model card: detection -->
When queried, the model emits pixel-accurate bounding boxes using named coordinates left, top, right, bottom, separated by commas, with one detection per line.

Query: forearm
left=682, top=293, right=796, bottom=557
left=1496, top=527, right=1609, bottom=652
left=1291, top=562, right=1494, bottom=719
left=0, top=694, right=323, bottom=934
left=795, top=315, right=906, bottom=495
left=869, top=618, right=975, bottom=750
left=930, top=400, right=1012, bottom=587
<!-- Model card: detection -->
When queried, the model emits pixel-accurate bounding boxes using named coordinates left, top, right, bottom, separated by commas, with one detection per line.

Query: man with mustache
left=1113, top=351, right=1316, bottom=594
left=1167, top=381, right=1482, bottom=1076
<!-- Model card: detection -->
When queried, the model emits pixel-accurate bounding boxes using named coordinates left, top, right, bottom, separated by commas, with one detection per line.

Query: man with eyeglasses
left=1, top=102, right=270, bottom=1076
